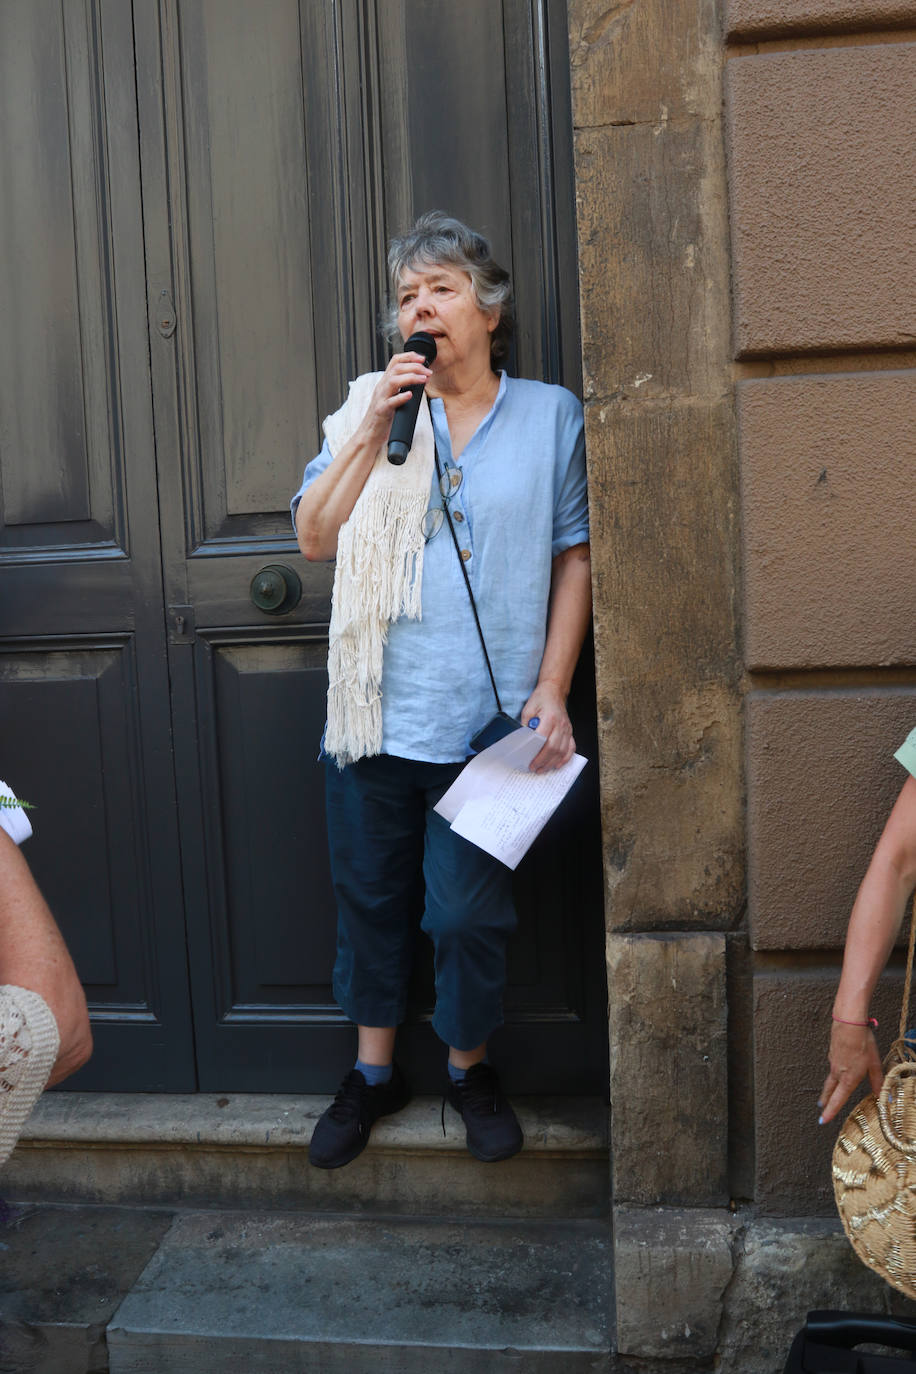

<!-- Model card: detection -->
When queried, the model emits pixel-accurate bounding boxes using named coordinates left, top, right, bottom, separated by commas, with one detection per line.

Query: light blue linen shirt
left=895, top=727, right=916, bottom=779
left=291, top=372, right=588, bottom=763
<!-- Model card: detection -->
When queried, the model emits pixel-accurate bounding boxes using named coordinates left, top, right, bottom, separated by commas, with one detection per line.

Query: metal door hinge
left=168, top=605, right=195, bottom=644
left=156, top=288, right=177, bottom=339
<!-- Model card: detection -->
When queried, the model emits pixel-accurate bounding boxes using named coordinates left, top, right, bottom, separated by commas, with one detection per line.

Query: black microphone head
left=403, top=331, right=437, bottom=365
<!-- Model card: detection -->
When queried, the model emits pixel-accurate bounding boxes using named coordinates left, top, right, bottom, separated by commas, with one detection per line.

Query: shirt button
left=453, top=510, right=464, bottom=522
left=461, top=549, right=471, bottom=561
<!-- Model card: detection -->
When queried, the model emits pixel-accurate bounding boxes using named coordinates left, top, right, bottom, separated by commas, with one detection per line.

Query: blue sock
left=355, top=1058, right=392, bottom=1086
left=448, top=1058, right=488, bottom=1083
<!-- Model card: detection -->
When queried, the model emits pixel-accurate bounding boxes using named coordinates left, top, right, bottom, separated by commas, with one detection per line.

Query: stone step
left=110, top=1210, right=614, bottom=1373
left=1, top=1204, right=613, bottom=1374
left=5, top=1093, right=609, bottom=1220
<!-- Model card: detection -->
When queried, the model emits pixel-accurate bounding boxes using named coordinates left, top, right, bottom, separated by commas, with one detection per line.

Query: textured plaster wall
left=748, top=691, right=916, bottom=951
left=726, top=0, right=916, bottom=38
left=726, top=44, right=916, bottom=358
left=726, top=8, right=916, bottom=1226
left=739, top=373, right=916, bottom=669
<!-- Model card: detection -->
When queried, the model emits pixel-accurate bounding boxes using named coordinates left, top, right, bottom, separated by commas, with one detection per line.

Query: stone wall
left=568, top=0, right=916, bottom=1365
left=726, top=3, right=916, bottom=1219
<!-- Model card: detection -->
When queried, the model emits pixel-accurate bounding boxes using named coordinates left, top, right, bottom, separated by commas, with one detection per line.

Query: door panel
left=202, top=634, right=336, bottom=1008
left=377, top=3, right=514, bottom=247
left=174, top=0, right=323, bottom=545
left=0, top=2, right=109, bottom=537
left=0, top=0, right=194, bottom=1088
left=1, top=646, right=154, bottom=994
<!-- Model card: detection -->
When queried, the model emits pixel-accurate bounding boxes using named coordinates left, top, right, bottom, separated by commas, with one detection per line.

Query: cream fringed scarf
left=322, top=372, right=435, bottom=767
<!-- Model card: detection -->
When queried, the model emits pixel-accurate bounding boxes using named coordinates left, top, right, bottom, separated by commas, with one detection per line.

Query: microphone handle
left=387, top=382, right=427, bottom=465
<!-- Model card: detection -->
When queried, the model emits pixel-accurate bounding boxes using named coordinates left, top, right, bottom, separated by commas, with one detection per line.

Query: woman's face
left=396, top=262, right=497, bottom=377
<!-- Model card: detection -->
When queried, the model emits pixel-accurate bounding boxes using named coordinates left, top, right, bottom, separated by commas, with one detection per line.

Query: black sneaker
left=445, top=1062, right=523, bottom=1162
left=309, top=1064, right=411, bottom=1169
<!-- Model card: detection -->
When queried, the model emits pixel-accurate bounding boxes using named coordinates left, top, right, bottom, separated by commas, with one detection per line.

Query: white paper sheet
left=0, top=780, right=32, bottom=846
left=434, top=729, right=586, bottom=869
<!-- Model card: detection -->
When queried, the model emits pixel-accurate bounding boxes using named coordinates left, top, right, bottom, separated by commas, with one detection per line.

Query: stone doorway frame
left=567, top=0, right=744, bottom=1359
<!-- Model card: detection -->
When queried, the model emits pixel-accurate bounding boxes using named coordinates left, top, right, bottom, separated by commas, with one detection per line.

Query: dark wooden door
left=1, top=0, right=605, bottom=1094
left=0, top=0, right=195, bottom=1088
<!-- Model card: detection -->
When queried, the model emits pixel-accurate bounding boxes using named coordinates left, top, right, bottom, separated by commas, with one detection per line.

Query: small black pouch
left=469, top=711, right=522, bottom=753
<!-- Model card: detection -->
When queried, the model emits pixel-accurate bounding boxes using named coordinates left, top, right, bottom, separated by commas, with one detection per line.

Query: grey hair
left=381, top=211, right=514, bottom=367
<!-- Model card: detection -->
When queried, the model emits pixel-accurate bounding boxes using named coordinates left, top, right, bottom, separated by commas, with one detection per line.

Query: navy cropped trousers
left=324, top=753, right=517, bottom=1051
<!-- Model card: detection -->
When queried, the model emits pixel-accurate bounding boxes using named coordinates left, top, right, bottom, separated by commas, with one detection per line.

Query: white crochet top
left=0, top=985, right=59, bottom=1166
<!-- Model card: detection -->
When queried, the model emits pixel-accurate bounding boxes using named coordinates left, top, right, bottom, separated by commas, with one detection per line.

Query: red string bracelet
left=832, top=1014, right=879, bottom=1029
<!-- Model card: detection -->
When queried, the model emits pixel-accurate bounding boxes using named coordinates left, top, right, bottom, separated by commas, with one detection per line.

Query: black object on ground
left=784, top=1311, right=916, bottom=1372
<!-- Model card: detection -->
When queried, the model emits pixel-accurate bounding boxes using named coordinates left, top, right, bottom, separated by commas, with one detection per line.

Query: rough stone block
left=0, top=1203, right=173, bottom=1373
left=726, top=45, right=916, bottom=356
left=569, top=0, right=721, bottom=128
left=747, top=689, right=916, bottom=949
left=586, top=398, right=742, bottom=931
left=753, top=971, right=906, bottom=1214
left=574, top=117, right=732, bottom=403
left=613, top=1206, right=736, bottom=1359
left=726, top=0, right=916, bottom=39
left=718, top=1216, right=914, bottom=1374
left=727, top=933, right=756, bottom=1202
left=740, top=372, right=916, bottom=670
left=608, top=934, right=728, bottom=1205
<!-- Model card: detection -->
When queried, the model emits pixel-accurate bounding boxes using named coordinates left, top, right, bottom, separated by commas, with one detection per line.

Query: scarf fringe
left=324, top=483, right=429, bottom=768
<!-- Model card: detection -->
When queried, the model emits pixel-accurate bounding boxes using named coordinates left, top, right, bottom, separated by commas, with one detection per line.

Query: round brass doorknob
left=250, top=563, right=301, bottom=615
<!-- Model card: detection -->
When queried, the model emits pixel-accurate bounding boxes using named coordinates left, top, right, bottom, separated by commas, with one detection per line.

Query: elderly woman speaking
left=293, top=211, right=591, bottom=1169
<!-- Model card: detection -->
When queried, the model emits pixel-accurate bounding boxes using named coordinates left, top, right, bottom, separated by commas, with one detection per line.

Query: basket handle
left=877, top=1060, right=916, bottom=1155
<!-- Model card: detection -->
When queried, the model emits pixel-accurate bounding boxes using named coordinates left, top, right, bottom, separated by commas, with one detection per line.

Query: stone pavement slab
left=107, top=1212, right=613, bottom=1373
left=0, top=1203, right=174, bottom=1374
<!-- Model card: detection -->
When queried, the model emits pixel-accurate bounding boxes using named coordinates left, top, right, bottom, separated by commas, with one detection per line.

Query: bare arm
left=818, top=774, right=916, bottom=1124
left=296, top=352, right=432, bottom=561
left=0, top=829, right=92, bottom=1087
left=521, top=542, right=592, bottom=773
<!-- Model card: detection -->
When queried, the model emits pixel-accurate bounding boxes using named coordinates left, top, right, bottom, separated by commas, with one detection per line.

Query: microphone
left=387, top=331, right=437, bottom=464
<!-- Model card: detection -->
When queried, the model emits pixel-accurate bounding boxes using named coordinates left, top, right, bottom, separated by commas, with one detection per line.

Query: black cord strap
left=433, top=444, right=502, bottom=715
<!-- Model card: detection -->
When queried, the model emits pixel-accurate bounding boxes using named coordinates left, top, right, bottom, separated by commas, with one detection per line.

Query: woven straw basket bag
left=833, top=896, right=916, bottom=1299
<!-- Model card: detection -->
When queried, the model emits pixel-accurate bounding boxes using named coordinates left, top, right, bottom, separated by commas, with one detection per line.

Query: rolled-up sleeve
left=551, top=400, right=589, bottom=557
left=895, top=727, right=916, bottom=779
left=290, top=438, right=335, bottom=532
